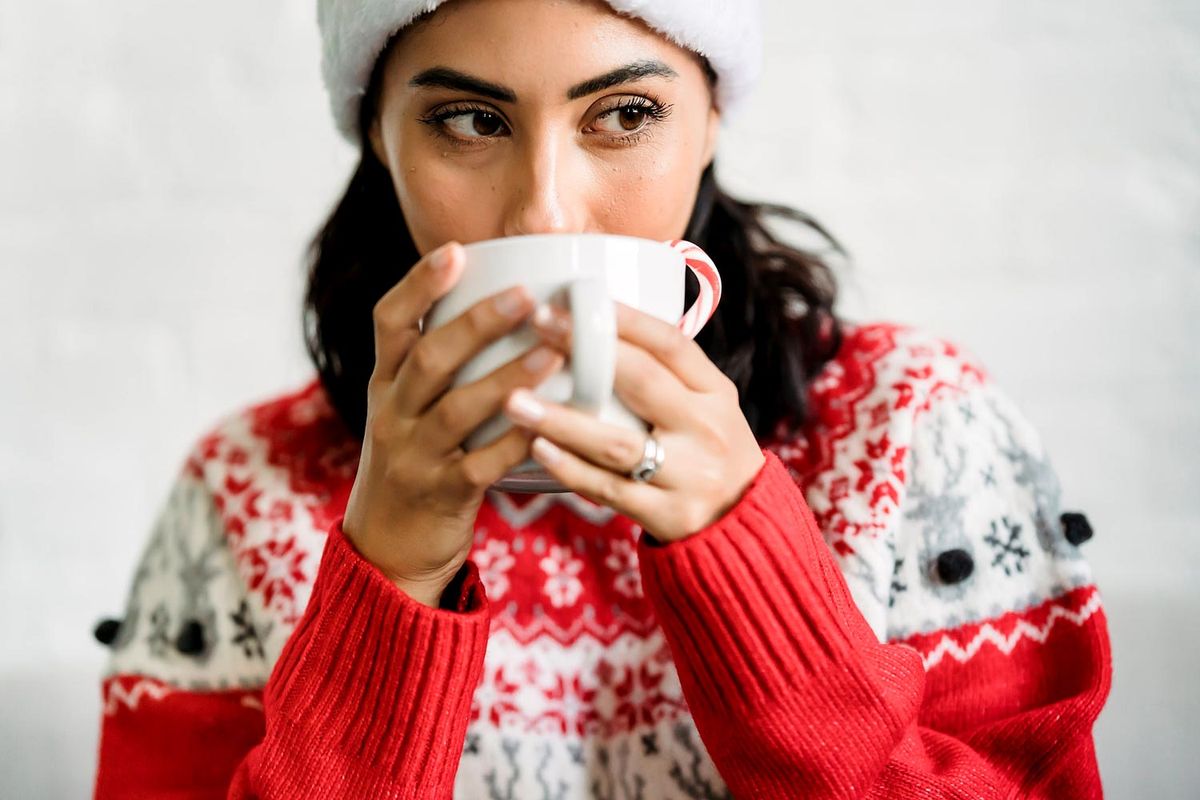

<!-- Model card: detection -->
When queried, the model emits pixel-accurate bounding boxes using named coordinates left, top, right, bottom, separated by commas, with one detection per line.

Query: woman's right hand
left=341, top=240, right=565, bottom=607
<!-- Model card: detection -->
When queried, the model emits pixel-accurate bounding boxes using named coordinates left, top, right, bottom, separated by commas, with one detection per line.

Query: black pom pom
left=93, top=617, right=122, bottom=646
left=175, top=620, right=206, bottom=655
left=1061, top=512, right=1093, bottom=546
left=935, top=549, right=975, bottom=584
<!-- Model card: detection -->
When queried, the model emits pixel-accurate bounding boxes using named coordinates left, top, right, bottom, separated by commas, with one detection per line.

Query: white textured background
left=2, top=0, right=1197, bottom=796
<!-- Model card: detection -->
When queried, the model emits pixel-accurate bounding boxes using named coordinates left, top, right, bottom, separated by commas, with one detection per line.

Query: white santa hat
left=317, top=0, right=763, bottom=144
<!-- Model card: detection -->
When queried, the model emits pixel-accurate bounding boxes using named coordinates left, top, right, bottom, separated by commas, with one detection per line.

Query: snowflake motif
left=229, top=599, right=271, bottom=659
left=472, top=662, right=522, bottom=727
left=539, top=672, right=600, bottom=736
left=980, top=464, right=998, bottom=487
left=265, top=498, right=294, bottom=524
left=604, top=539, right=643, bottom=598
left=867, top=400, right=891, bottom=428
left=472, top=539, right=516, bottom=599
left=539, top=544, right=584, bottom=608
left=612, top=662, right=671, bottom=731
left=241, top=536, right=308, bottom=622
left=983, top=516, right=1031, bottom=576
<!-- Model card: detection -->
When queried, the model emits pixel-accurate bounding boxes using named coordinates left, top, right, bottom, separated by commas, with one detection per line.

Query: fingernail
left=494, top=286, right=531, bottom=318
left=506, top=388, right=545, bottom=425
left=522, top=346, right=556, bottom=373
left=430, top=243, right=455, bottom=270
left=532, top=436, right=562, bottom=464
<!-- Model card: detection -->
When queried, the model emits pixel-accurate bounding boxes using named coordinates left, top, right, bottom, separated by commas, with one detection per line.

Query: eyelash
left=417, top=94, right=674, bottom=148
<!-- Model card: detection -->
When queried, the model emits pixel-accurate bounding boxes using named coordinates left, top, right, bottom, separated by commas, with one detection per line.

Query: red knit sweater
left=93, top=321, right=1111, bottom=798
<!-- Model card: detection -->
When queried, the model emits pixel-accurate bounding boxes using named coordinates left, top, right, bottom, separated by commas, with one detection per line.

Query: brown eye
left=443, top=110, right=507, bottom=139
left=470, top=112, right=503, bottom=136
left=617, top=108, right=646, bottom=131
left=594, top=102, right=661, bottom=136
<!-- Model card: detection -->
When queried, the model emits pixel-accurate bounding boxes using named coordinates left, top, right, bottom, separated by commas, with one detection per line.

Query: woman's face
left=367, top=0, right=721, bottom=255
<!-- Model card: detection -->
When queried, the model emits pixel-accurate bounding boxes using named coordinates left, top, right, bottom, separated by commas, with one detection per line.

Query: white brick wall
left=1, top=0, right=1196, bottom=795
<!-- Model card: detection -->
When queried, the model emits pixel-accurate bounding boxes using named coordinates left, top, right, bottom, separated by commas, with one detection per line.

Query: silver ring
left=628, top=434, right=665, bottom=483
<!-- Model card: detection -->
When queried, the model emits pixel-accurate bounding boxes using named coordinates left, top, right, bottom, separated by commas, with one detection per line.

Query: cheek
left=390, top=141, right=497, bottom=255
left=591, top=138, right=705, bottom=239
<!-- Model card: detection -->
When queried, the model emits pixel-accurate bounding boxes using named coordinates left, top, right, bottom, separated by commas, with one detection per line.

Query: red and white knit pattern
left=95, top=321, right=1111, bottom=799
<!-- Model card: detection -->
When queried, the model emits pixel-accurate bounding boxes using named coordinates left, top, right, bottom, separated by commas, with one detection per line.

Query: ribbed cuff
left=637, top=449, right=876, bottom=715
left=255, top=518, right=490, bottom=798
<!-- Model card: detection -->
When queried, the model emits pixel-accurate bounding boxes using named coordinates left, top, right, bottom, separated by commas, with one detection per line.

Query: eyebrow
left=407, top=59, right=678, bottom=103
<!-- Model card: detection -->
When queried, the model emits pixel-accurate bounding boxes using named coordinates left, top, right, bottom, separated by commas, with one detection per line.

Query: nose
left=502, top=131, right=587, bottom=237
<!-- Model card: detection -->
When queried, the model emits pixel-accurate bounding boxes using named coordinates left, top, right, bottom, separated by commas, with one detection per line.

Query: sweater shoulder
left=102, top=377, right=359, bottom=693
left=184, top=376, right=359, bottom=516
left=811, top=319, right=991, bottom=426
left=763, top=320, right=1012, bottom=639
left=768, top=319, right=992, bottom=492
left=767, top=320, right=1096, bottom=650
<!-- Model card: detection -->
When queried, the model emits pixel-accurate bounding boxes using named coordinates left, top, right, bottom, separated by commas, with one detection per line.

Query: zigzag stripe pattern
left=103, top=677, right=173, bottom=716
left=918, top=587, right=1102, bottom=670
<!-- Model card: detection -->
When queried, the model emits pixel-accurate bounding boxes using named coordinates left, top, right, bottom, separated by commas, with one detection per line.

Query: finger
left=531, top=301, right=730, bottom=394
left=394, top=283, right=538, bottom=416
left=502, top=383, right=677, bottom=483
left=528, top=434, right=661, bottom=512
left=418, top=343, right=564, bottom=454
left=371, top=241, right=465, bottom=383
left=450, top=424, right=537, bottom=495
left=611, top=340, right=694, bottom=426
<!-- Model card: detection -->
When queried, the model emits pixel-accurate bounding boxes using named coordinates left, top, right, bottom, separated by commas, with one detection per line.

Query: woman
left=92, top=0, right=1112, bottom=797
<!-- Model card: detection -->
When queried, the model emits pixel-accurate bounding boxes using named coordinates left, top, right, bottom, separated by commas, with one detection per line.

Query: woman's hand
left=503, top=301, right=766, bottom=544
left=342, top=241, right=565, bottom=607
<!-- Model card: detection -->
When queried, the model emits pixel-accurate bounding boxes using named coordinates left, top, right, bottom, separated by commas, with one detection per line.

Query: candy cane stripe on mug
left=667, top=240, right=722, bottom=339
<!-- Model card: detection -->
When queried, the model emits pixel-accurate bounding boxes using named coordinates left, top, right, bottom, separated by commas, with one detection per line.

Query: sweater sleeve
left=93, top=459, right=491, bottom=799
left=636, top=382, right=1111, bottom=797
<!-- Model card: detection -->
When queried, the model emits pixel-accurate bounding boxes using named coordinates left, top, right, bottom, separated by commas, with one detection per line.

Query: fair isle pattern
left=101, top=320, right=1100, bottom=797
left=905, top=585, right=1103, bottom=670
left=470, top=631, right=689, bottom=737
left=470, top=503, right=660, bottom=646
left=102, top=467, right=277, bottom=690
left=102, top=675, right=176, bottom=715
left=763, top=323, right=1093, bottom=642
left=884, top=366, right=1094, bottom=641
left=454, top=718, right=730, bottom=800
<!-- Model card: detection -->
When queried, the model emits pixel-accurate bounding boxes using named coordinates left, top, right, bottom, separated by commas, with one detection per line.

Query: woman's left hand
left=502, top=300, right=766, bottom=544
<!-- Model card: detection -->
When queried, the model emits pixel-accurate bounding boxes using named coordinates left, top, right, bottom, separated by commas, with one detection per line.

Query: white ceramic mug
left=422, top=232, right=721, bottom=493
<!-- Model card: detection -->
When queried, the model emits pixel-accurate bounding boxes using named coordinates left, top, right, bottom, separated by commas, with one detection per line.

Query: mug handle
left=567, top=277, right=616, bottom=414
left=665, top=240, right=722, bottom=339
left=565, top=241, right=720, bottom=413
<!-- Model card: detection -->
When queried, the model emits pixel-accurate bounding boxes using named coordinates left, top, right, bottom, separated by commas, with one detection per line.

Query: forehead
left=390, top=0, right=699, bottom=95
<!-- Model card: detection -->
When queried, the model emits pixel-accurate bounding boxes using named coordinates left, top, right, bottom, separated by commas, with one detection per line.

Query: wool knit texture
left=92, top=320, right=1112, bottom=798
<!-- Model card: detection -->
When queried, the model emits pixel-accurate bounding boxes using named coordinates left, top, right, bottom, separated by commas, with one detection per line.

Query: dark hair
left=302, top=34, right=849, bottom=444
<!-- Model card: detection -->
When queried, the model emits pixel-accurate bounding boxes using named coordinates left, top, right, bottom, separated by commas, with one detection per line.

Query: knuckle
left=372, top=300, right=401, bottom=334
left=458, top=457, right=493, bottom=490
left=467, top=304, right=494, bottom=336
left=594, top=476, right=624, bottom=507
left=431, top=395, right=464, bottom=433
left=603, top=435, right=640, bottom=467
left=366, top=413, right=392, bottom=447
left=409, top=340, right=444, bottom=377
